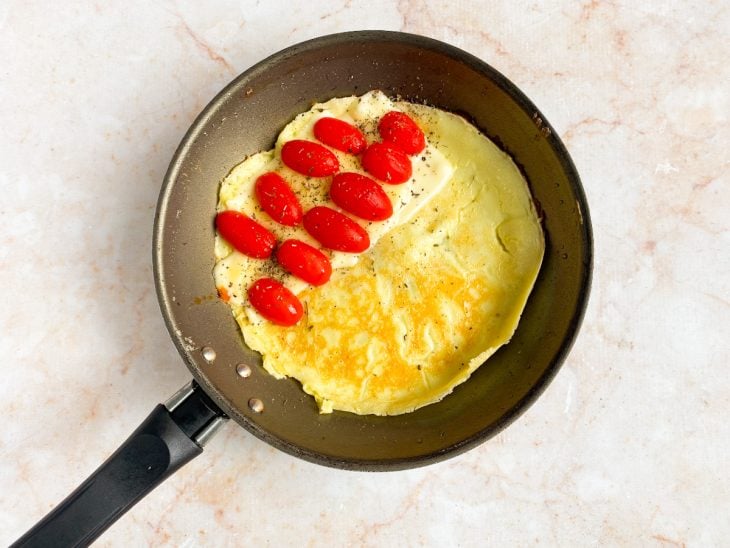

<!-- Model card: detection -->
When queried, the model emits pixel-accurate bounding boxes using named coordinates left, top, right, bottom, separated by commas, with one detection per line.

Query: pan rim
left=153, top=30, right=593, bottom=471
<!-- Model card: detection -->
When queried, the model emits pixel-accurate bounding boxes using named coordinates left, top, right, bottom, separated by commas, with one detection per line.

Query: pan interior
left=154, top=31, right=592, bottom=470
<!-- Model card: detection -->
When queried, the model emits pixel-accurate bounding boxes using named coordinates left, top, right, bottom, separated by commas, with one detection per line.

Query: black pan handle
left=12, top=381, right=227, bottom=548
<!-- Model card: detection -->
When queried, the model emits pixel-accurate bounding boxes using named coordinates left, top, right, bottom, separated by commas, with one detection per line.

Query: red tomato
left=329, top=172, right=393, bottom=221
left=276, top=239, right=332, bottom=286
left=361, top=142, right=412, bottom=184
left=313, top=117, right=367, bottom=154
left=217, top=286, right=230, bottom=302
left=248, top=278, right=303, bottom=326
left=254, top=172, right=303, bottom=226
left=281, top=140, right=339, bottom=177
left=303, top=206, right=370, bottom=253
left=215, top=210, right=276, bottom=259
left=378, top=111, right=426, bottom=155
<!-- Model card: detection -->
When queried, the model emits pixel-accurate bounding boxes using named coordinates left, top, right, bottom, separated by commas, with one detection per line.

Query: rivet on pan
left=236, top=363, right=252, bottom=378
left=201, top=346, right=216, bottom=363
left=248, top=398, right=264, bottom=413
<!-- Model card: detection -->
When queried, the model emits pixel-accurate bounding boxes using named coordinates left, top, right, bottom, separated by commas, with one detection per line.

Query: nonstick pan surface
left=155, top=30, right=592, bottom=469
left=14, top=30, right=591, bottom=546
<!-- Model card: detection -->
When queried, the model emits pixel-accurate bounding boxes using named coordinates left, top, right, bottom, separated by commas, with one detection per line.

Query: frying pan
left=14, top=31, right=592, bottom=546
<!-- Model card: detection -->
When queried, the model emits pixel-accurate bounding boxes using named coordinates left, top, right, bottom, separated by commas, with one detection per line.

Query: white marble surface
left=1, top=1, right=728, bottom=546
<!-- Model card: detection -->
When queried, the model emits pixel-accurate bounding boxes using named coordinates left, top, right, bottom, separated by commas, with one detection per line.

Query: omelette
left=214, top=91, right=544, bottom=415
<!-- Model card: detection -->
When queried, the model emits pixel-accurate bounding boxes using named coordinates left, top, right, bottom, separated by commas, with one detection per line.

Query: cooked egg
left=214, top=91, right=544, bottom=416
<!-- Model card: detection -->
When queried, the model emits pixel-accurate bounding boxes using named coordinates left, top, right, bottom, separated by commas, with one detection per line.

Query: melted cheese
left=214, top=91, right=453, bottom=320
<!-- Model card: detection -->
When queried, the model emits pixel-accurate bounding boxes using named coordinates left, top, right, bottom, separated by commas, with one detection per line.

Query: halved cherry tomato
left=378, top=111, right=426, bottom=155
left=361, top=142, right=412, bottom=184
left=303, top=206, right=370, bottom=253
left=329, top=172, right=393, bottom=221
left=281, top=140, right=339, bottom=177
left=215, top=210, right=276, bottom=259
left=276, top=239, right=332, bottom=286
left=313, top=117, right=367, bottom=154
left=248, top=278, right=303, bottom=326
left=255, top=172, right=303, bottom=226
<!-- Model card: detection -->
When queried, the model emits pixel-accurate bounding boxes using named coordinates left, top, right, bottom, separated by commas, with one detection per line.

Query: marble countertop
left=1, top=1, right=728, bottom=546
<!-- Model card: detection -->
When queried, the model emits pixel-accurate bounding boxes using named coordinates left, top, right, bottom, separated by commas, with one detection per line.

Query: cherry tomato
left=248, top=278, right=303, bottom=326
left=378, top=111, right=426, bottom=155
left=281, top=139, right=339, bottom=177
left=254, top=172, right=303, bottom=226
left=329, top=172, right=393, bottom=221
left=276, top=239, right=332, bottom=286
left=313, top=117, right=367, bottom=154
left=215, top=210, right=276, bottom=259
left=303, top=206, right=370, bottom=253
left=361, top=142, right=412, bottom=184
